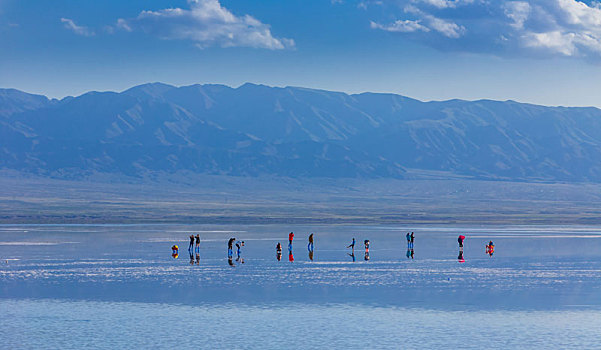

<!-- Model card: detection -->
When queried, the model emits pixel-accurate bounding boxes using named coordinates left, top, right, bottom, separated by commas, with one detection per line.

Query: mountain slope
left=2, top=83, right=601, bottom=181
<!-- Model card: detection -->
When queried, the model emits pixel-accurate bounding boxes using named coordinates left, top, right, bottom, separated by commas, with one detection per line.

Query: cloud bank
left=370, top=0, right=601, bottom=59
left=116, top=0, right=294, bottom=50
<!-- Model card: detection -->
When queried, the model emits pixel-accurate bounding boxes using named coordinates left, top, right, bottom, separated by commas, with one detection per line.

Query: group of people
left=346, top=237, right=371, bottom=260
left=227, top=237, right=245, bottom=266
left=170, top=232, right=496, bottom=263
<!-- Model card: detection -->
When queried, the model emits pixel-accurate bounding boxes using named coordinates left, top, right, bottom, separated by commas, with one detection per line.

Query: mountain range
left=2, top=82, right=601, bottom=182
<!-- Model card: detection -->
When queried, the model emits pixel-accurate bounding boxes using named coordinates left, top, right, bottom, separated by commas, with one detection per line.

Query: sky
left=1, top=0, right=601, bottom=107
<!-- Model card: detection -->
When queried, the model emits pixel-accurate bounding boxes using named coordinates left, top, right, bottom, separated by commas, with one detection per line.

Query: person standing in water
left=236, top=240, right=244, bottom=258
left=458, top=235, right=465, bottom=250
left=347, top=238, right=356, bottom=250
left=188, top=234, right=195, bottom=251
left=364, top=239, right=370, bottom=261
left=486, top=241, right=495, bottom=257
left=410, top=232, right=415, bottom=249
left=276, top=242, right=282, bottom=261
left=406, top=232, right=411, bottom=249
left=288, top=232, right=294, bottom=247
left=228, top=237, right=236, bottom=258
left=308, top=233, right=314, bottom=252
left=195, top=234, right=200, bottom=253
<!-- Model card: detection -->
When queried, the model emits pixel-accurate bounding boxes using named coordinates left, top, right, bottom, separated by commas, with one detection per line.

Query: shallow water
left=2, top=224, right=601, bottom=348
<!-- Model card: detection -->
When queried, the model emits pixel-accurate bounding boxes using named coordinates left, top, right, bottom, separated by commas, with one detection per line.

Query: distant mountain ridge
left=2, top=82, right=601, bottom=182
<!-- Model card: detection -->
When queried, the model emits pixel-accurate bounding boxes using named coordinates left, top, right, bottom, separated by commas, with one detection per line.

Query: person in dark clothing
left=276, top=242, right=282, bottom=261
left=347, top=238, right=356, bottom=250
left=308, top=233, right=314, bottom=252
left=364, top=239, right=370, bottom=250
left=406, top=232, right=411, bottom=248
left=228, top=237, right=236, bottom=257
left=188, top=235, right=195, bottom=251
left=458, top=235, right=465, bottom=249
left=410, top=232, right=415, bottom=249
left=195, top=234, right=200, bottom=253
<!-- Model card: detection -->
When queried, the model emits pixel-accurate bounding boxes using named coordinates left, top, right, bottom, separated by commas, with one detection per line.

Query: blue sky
left=1, top=0, right=601, bottom=107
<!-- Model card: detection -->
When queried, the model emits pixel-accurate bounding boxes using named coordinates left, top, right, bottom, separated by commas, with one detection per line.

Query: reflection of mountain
left=4, top=82, right=601, bottom=181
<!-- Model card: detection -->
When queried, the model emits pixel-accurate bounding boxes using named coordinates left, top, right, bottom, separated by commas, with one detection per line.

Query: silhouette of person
left=347, top=238, right=356, bottom=250
left=309, top=250, right=314, bottom=261
left=195, top=234, right=200, bottom=253
left=288, top=232, right=294, bottom=247
left=228, top=237, right=236, bottom=258
left=348, top=252, right=356, bottom=262
left=276, top=242, right=282, bottom=261
left=410, top=232, right=415, bottom=249
left=188, top=235, right=194, bottom=251
left=486, top=240, right=495, bottom=257
left=308, top=233, right=314, bottom=252
left=406, top=232, right=411, bottom=249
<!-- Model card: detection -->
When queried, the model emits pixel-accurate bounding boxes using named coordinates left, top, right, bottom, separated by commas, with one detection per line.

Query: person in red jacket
left=288, top=232, right=294, bottom=247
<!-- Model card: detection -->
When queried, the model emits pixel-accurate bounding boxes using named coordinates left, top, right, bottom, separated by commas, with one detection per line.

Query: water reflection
left=406, top=248, right=414, bottom=259
left=348, top=252, right=356, bottom=262
left=308, top=250, right=314, bottom=261
left=195, top=253, right=200, bottom=265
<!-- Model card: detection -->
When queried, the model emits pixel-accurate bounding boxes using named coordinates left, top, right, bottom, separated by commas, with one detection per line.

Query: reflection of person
left=228, top=256, right=235, bottom=266
left=308, top=233, right=314, bottom=252
left=189, top=250, right=194, bottom=265
left=288, top=251, right=294, bottom=262
left=195, top=253, right=200, bottom=265
left=309, top=250, right=314, bottom=261
left=364, top=251, right=370, bottom=261
left=458, top=250, right=465, bottom=262
left=348, top=252, right=356, bottom=262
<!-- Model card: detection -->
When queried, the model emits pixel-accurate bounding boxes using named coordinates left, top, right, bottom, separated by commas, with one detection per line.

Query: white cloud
left=370, top=19, right=429, bottom=32
left=60, top=18, right=95, bottom=37
left=413, top=0, right=475, bottom=9
left=116, top=0, right=294, bottom=50
left=504, top=1, right=531, bottom=29
left=369, top=0, right=601, bottom=59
